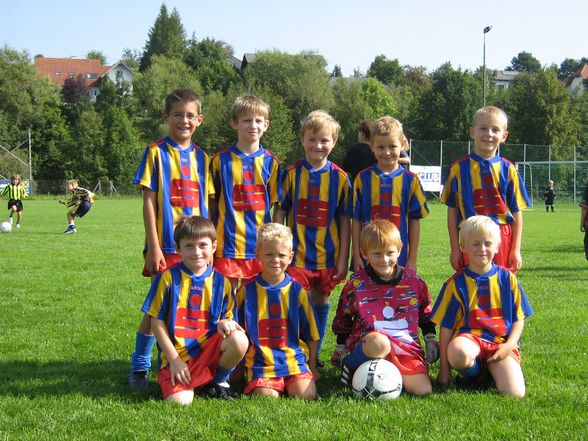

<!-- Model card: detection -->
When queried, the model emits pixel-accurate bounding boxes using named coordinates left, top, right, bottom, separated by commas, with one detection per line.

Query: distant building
left=562, top=64, right=588, bottom=94
left=492, top=70, right=521, bottom=90
left=34, top=57, right=134, bottom=100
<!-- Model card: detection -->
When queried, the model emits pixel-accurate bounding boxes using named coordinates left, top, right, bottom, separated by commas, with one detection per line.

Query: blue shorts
left=73, top=200, right=92, bottom=217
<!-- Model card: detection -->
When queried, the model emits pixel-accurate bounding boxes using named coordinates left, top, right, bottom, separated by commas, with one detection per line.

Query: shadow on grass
left=0, top=359, right=160, bottom=401
left=524, top=264, right=587, bottom=281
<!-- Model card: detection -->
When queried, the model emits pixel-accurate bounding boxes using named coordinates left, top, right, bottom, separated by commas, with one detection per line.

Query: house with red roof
left=34, top=57, right=134, bottom=100
left=563, top=64, right=588, bottom=94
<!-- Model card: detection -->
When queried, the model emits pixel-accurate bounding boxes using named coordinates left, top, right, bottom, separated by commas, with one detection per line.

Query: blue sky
left=2, top=0, right=587, bottom=76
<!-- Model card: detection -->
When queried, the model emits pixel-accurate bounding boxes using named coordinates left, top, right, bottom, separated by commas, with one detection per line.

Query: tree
left=331, top=65, right=342, bottom=77
left=133, top=55, right=202, bottom=141
left=367, top=55, right=403, bottom=85
left=139, top=4, right=187, bottom=72
left=61, top=74, right=88, bottom=106
left=558, top=57, right=588, bottom=80
left=507, top=51, right=542, bottom=73
left=412, top=63, right=480, bottom=140
left=506, top=70, right=576, bottom=149
left=121, top=48, right=141, bottom=72
left=67, top=108, right=106, bottom=183
left=184, top=37, right=240, bottom=94
left=244, top=50, right=334, bottom=135
left=87, top=50, right=106, bottom=65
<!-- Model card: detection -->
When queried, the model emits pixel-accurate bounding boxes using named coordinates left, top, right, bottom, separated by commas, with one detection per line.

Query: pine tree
left=139, top=4, right=187, bottom=72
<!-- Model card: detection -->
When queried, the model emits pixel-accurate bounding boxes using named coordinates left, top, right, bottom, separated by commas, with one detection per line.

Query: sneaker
left=8, top=218, right=13, bottom=225
left=202, top=382, right=233, bottom=400
left=15, top=223, right=20, bottom=229
left=128, top=370, right=149, bottom=391
left=340, top=356, right=356, bottom=388
left=64, top=226, right=77, bottom=234
left=330, top=344, right=350, bottom=368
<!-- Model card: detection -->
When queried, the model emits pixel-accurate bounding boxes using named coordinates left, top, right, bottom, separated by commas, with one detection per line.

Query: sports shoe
left=64, top=226, right=77, bottom=234
left=330, top=344, right=350, bottom=368
left=340, top=356, right=356, bottom=388
left=15, top=223, right=20, bottom=229
left=202, top=382, right=233, bottom=400
left=128, top=370, right=149, bottom=391
left=8, top=218, right=13, bottom=225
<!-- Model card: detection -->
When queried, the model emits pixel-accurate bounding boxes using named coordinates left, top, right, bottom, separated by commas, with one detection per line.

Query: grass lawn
left=0, top=198, right=587, bottom=440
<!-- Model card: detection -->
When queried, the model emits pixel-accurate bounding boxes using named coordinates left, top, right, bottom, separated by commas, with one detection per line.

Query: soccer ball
left=0, top=221, right=12, bottom=233
left=352, top=359, right=403, bottom=400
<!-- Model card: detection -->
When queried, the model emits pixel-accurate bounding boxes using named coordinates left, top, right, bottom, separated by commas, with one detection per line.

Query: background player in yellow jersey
left=0, top=174, right=27, bottom=228
left=129, top=89, right=213, bottom=390
left=210, top=95, right=280, bottom=286
left=142, top=216, right=248, bottom=403
left=234, top=223, right=319, bottom=399
left=431, top=216, right=533, bottom=397
left=275, top=110, right=351, bottom=365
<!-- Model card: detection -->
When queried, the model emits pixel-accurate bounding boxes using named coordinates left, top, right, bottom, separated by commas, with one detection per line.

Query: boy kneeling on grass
left=141, top=216, right=248, bottom=404
left=431, top=215, right=533, bottom=397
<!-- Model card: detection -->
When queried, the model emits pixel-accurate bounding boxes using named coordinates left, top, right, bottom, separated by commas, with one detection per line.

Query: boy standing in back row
left=441, top=106, right=531, bottom=273
left=275, top=110, right=351, bottom=363
left=210, top=95, right=280, bottom=287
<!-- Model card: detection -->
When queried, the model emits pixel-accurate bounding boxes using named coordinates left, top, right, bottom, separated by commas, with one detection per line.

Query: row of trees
left=1, top=3, right=587, bottom=192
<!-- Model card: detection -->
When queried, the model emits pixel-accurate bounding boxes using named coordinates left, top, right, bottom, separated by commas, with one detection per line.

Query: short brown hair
left=174, top=215, right=217, bottom=246
left=358, top=120, right=372, bottom=141
left=370, top=116, right=404, bottom=139
left=299, top=110, right=340, bottom=143
left=164, top=89, right=202, bottom=115
left=230, top=95, right=269, bottom=122
left=360, top=219, right=402, bottom=253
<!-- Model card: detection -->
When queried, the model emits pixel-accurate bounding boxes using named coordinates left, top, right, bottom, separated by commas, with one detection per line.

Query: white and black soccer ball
left=0, top=221, right=12, bottom=234
left=352, top=359, right=402, bottom=400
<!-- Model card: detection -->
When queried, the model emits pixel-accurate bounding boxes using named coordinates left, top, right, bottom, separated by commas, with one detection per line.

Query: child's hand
left=508, top=249, right=522, bottom=272
left=309, top=362, right=320, bottom=381
left=437, top=369, right=452, bottom=387
left=488, top=343, right=514, bottom=363
left=145, top=248, right=166, bottom=275
left=333, top=260, right=348, bottom=281
left=169, top=356, right=191, bottom=386
left=353, top=255, right=364, bottom=273
left=217, top=319, right=244, bottom=338
left=424, top=334, right=439, bottom=363
left=450, top=249, right=463, bottom=272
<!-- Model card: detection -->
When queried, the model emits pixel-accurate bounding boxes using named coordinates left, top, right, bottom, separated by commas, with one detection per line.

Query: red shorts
left=362, top=331, right=428, bottom=376
left=458, top=333, right=521, bottom=365
left=142, top=253, right=182, bottom=277
left=157, top=333, right=223, bottom=400
left=243, top=372, right=314, bottom=395
left=462, top=223, right=513, bottom=271
left=287, top=266, right=343, bottom=295
left=214, top=257, right=261, bottom=280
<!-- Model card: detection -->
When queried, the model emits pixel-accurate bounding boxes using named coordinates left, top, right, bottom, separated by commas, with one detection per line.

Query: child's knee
left=362, top=332, right=391, bottom=357
left=166, top=390, right=194, bottom=405
left=225, top=330, right=249, bottom=354
left=403, top=374, right=432, bottom=396
left=287, top=380, right=316, bottom=400
left=447, top=338, right=478, bottom=368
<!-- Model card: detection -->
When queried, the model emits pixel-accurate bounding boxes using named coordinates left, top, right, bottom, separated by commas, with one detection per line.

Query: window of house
left=55, top=72, right=61, bottom=76
left=69, top=72, right=75, bottom=77
left=86, top=73, right=97, bottom=79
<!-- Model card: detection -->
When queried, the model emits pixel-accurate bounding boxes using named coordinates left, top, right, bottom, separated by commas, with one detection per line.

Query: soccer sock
left=130, top=332, right=155, bottom=372
left=213, top=366, right=232, bottom=386
left=314, top=303, right=330, bottom=356
left=457, top=357, right=480, bottom=377
left=346, top=341, right=370, bottom=370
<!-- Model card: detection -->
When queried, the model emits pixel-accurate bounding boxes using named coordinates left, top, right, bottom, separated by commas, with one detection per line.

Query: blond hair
left=231, top=95, right=269, bottom=122
left=370, top=116, right=404, bottom=139
left=67, top=179, right=79, bottom=187
left=11, top=174, right=21, bottom=184
left=472, top=106, right=508, bottom=130
left=257, top=223, right=293, bottom=248
left=458, top=215, right=501, bottom=247
left=360, top=219, right=403, bottom=253
left=299, top=110, right=340, bottom=143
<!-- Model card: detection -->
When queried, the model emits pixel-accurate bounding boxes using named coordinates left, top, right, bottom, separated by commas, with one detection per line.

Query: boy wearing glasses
left=128, top=88, right=214, bottom=390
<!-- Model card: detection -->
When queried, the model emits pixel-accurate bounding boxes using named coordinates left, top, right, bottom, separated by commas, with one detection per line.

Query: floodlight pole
left=483, top=25, right=492, bottom=106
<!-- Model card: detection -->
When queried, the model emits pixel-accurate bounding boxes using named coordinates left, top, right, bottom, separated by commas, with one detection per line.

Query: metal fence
left=409, top=141, right=588, bottom=202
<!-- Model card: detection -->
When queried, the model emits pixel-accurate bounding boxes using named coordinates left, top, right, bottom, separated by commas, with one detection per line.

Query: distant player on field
left=58, top=179, right=94, bottom=234
left=0, top=174, right=27, bottom=229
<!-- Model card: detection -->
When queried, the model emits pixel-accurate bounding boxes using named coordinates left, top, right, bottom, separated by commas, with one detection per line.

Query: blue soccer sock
left=346, top=341, right=370, bottom=370
left=313, top=303, right=330, bottom=356
left=213, top=366, right=232, bottom=386
left=130, top=332, right=155, bottom=373
left=458, top=357, right=481, bottom=377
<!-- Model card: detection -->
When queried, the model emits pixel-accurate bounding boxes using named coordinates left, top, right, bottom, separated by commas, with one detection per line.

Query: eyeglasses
left=170, top=113, right=199, bottom=122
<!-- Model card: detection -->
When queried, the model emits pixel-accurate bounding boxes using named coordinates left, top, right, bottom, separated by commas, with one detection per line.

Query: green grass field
left=1, top=199, right=587, bottom=440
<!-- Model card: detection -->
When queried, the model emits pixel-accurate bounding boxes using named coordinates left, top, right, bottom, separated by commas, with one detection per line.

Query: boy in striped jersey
left=142, top=216, right=248, bottom=404
left=1, top=174, right=27, bottom=228
left=431, top=215, right=533, bottom=397
left=234, top=223, right=319, bottom=399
